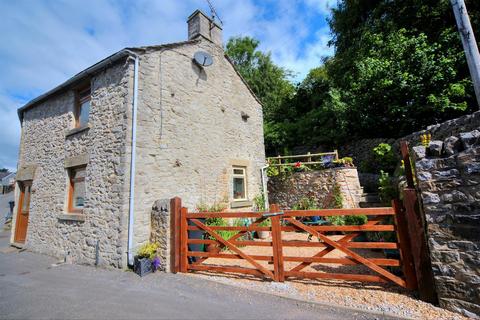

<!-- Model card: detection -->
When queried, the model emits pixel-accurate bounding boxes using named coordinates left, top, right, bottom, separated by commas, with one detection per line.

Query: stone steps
left=358, top=192, right=385, bottom=208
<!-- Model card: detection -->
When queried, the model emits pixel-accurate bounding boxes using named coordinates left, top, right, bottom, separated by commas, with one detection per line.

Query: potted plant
left=257, top=218, right=271, bottom=239
left=134, top=242, right=159, bottom=277
left=204, top=217, right=226, bottom=253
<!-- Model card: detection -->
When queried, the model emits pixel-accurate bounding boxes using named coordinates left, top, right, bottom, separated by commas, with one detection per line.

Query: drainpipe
left=127, top=51, right=139, bottom=266
left=260, top=165, right=269, bottom=210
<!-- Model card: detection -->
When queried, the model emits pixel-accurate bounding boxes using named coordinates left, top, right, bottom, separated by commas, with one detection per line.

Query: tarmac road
left=0, top=229, right=400, bottom=319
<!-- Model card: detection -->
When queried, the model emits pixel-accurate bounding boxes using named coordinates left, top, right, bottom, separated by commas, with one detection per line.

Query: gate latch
left=262, top=211, right=284, bottom=217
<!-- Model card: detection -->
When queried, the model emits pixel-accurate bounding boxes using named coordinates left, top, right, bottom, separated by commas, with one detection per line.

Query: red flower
left=294, top=161, right=302, bottom=168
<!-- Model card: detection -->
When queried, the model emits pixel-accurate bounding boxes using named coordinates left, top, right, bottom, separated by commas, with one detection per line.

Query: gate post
left=179, top=207, right=188, bottom=273
left=270, top=204, right=284, bottom=282
left=392, top=199, right=417, bottom=290
left=170, top=197, right=181, bottom=273
left=403, top=189, right=438, bottom=304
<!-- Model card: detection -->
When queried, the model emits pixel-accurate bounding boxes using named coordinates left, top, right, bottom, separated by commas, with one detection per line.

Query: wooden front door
left=14, top=181, right=32, bottom=243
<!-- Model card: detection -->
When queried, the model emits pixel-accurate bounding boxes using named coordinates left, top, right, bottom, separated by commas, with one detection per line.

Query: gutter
left=260, top=165, right=269, bottom=210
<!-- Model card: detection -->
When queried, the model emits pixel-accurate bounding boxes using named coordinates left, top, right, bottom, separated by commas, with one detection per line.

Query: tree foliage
left=226, top=1, right=480, bottom=154
left=326, top=0, right=479, bottom=138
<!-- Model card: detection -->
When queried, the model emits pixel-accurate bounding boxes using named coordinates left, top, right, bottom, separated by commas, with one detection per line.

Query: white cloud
left=303, top=0, right=338, bottom=15
left=0, top=0, right=333, bottom=169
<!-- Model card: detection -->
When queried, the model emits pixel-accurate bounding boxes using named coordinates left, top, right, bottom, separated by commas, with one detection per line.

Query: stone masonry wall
left=132, top=38, right=265, bottom=251
left=11, top=60, right=132, bottom=268
left=412, top=128, right=480, bottom=318
left=267, top=168, right=363, bottom=209
left=339, top=111, right=480, bottom=172
left=150, top=199, right=171, bottom=272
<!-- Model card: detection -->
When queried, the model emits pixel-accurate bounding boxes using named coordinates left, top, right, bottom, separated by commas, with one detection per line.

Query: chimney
left=187, top=10, right=223, bottom=47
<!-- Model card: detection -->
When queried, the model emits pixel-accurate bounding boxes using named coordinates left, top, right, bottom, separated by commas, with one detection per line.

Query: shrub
left=378, top=170, right=398, bottom=204
left=196, top=201, right=227, bottom=213
left=205, top=218, right=243, bottom=245
left=292, top=197, right=318, bottom=210
left=253, top=193, right=266, bottom=212
left=373, top=143, right=397, bottom=173
left=345, top=215, right=368, bottom=225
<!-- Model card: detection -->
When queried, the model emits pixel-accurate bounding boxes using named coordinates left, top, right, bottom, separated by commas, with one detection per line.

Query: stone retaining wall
left=339, top=111, right=480, bottom=172
left=412, top=128, right=480, bottom=318
left=267, top=168, right=362, bottom=209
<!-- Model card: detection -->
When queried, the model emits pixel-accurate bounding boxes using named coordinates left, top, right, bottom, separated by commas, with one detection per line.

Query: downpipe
left=127, top=52, right=139, bottom=266
left=260, top=165, right=269, bottom=210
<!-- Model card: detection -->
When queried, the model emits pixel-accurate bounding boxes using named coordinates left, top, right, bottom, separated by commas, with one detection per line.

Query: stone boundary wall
left=150, top=199, right=171, bottom=272
left=267, top=168, right=363, bottom=209
left=339, top=111, right=480, bottom=171
left=412, top=128, right=480, bottom=318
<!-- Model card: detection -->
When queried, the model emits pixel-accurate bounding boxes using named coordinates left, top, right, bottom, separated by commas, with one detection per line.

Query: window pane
left=233, top=168, right=244, bottom=175
left=78, top=100, right=90, bottom=127
left=72, top=180, right=86, bottom=208
left=233, top=177, right=245, bottom=199
left=74, top=167, right=86, bottom=179
left=22, top=185, right=31, bottom=212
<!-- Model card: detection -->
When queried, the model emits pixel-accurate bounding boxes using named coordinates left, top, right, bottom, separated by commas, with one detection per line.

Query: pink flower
left=294, top=162, right=302, bottom=168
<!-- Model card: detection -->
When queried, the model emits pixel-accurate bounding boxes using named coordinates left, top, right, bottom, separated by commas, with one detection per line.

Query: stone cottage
left=10, top=10, right=266, bottom=269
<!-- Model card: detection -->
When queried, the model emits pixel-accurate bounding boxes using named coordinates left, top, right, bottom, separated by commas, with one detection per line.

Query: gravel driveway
left=0, top=229, right=401, bottom=320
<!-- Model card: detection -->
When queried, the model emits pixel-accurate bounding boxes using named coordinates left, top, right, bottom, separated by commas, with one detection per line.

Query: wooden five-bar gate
left=170, top=198, right=418, bottom=290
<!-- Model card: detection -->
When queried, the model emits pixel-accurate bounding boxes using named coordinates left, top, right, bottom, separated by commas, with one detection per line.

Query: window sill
left=65, top=124, right=90, bottom=138
left=58, top=213, right=86, bottom=222
left=230, top=200, right=253, bottom=209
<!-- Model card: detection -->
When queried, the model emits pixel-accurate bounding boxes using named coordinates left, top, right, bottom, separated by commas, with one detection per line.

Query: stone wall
left=412, top=129, right=480, bottom=318
left=131, top=38, right=265, bottom=250
left=150, top=199, right=171, bottom=272
left=267, top=168, right=362, bottom=209
left=339, top=111, right=480, bottom=172
left=11, top=60, right=133, bottom=268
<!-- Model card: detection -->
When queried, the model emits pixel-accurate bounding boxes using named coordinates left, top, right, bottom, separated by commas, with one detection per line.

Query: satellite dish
left=193, top=51, right=213, bottom=67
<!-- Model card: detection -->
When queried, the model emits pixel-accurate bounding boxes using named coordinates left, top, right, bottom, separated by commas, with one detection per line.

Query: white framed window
left=232, top=166, right=247, bottom=201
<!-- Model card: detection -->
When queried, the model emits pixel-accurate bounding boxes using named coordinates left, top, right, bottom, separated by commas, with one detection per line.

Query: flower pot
left=134, top=256, right=153, bottom=277
left=188, top=218, right=206, bottom=262
left=257, top=231, right=270, bottom=239
left=205, top=243, right=221, bottom=254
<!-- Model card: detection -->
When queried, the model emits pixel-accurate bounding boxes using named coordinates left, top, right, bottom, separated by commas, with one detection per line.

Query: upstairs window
left=232, top=167, right=247, bottom=201
left=68, top=166, right=86, bottom=213
left=75, top=88, right=90, bottom=128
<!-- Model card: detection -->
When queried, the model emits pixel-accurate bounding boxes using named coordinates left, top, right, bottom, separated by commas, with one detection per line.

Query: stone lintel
left=65, top=154, right=89, bottom=168
left=16, top=165, right=37, bottom=181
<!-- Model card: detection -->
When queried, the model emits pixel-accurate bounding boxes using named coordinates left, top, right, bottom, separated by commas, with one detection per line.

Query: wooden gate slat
left=190, top=218, right=275, bottom=279
left=187, top=251, right=400, bottom=266
left=285, top=218, right=407, bottom=288
left=289, top=218, right=383, bottom=272
left=189, top=264, right=265, bottom=277
left=285, top=271, right=387, bottom=283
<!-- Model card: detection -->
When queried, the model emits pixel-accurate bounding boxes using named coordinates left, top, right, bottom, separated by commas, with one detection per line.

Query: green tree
left=326, top=0, right=479, bottom=139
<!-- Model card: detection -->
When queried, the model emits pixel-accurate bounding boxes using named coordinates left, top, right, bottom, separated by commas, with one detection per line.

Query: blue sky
left=0, top=0, right=336, bottom=170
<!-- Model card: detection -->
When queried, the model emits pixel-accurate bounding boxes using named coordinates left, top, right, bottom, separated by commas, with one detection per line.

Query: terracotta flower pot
left=257, top=231, right=270, bottom=239
left=205, top=243, right=221, bottom=254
